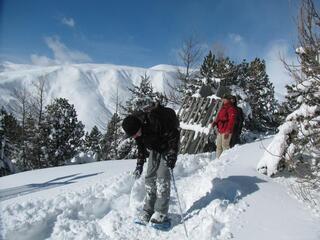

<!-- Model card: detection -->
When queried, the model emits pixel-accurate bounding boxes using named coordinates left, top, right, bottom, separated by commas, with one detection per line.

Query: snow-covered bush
left=69, top=151, right=96, bottom=164
left=258, top=0, right=320, bottom=207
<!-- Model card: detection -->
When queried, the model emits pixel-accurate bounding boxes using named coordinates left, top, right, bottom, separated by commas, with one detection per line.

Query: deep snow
left=0, top=138, right=319, bottom=240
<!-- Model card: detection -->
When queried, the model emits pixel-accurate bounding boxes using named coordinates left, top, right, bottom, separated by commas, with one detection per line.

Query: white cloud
left=264, top=41, right=297, bottom=102
left=31, top=36, right=92, bottom=66
left=61, top=17, right=75, bottom=28
left=225, top=34, right=248, bottom=61
left=30, top=54, right=56, bottom=66
left=229, top=33, right=243, bottom=43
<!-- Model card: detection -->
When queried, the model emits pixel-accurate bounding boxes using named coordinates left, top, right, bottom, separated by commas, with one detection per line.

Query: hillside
left=1, top=138, right=319, bottom=240
left=0, top=62, right=178, bottom=131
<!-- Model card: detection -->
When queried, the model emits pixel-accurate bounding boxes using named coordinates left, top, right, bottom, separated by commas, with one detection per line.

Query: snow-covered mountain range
left=0, top=62, right=178, bottom=131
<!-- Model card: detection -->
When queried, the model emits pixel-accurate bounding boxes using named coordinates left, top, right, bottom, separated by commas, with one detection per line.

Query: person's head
left=122, top=115, right=142, bottom=139
left=222, top=94, right=232, bottom=104
left=230, top=95, right=237, bottom=105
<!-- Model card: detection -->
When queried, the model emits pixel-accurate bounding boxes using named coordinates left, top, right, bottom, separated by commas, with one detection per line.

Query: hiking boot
left=150, top=211, right=168, bottom=224
left=150, top=212, right=171, bottom=230
left=134, top=210, right=152, bottom=225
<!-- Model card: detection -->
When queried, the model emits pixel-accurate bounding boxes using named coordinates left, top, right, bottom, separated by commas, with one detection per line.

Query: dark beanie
left=122, top=115, right=141, bottom=137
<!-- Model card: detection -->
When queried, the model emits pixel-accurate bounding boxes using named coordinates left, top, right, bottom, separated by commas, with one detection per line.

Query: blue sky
left=1, top=0, right=300, bottom=68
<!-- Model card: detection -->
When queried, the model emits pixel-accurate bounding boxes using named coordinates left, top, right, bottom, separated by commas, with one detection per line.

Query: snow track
left=1, top=153, right=243, bottom=240
left=1, top=139, right=319, bottom=239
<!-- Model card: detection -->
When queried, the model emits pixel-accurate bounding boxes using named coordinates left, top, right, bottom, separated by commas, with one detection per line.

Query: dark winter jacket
left=230, top=106, right=244, bottom=147
left=134, top=106, right=180, bottom=161
left=212, top=102, right=237, bottom=134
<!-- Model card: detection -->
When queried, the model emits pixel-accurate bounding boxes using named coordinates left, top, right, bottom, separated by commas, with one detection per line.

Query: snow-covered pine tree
left=245, top=58, right=279, bottom=131
left=23, top=113, right=38, bottom=169
left=236, top=59, right=250, bottom=88
left=200, top=51, right=215, bottom=82
left=121, top=73, right=167, bottom=114
left=213, top=56, right=238, bottom=87
left=101, top=112, right=124, bottom=160
left=84, top=125, right=103, bottom=161
left=0, top=107, right=21, bottom=173
left=42, top=98, right=85, bottom=166
left=199, top=51, right=219, bottom=92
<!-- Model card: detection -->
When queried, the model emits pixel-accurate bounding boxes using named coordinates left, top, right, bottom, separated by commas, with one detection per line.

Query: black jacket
left=230, top=106, right=244, bottom=147
left=134, top=106, right=180, bottom=160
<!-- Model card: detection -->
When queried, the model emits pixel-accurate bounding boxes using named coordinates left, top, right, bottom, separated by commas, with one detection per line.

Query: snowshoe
left=150, top=212, right=171, bottom=231
left=150, top=218, right=171, bottom=231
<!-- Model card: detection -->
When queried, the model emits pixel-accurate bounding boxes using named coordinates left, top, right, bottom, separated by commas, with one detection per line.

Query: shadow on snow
left=0, top=172, right=103, bottom=201
left=183, top=175, right=267, bottom=222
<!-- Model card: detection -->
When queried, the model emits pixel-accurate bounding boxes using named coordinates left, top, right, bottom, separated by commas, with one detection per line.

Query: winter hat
left=122, top=115, right=141, bottom=137
left=222, top=93, right=232, bottom=99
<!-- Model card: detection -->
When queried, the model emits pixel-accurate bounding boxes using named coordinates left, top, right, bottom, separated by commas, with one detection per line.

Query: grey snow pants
left=143, top=150, right=171, bottom=216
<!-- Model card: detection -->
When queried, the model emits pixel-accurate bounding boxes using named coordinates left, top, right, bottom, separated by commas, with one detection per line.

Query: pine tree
left=121, top=73, right=167, bottom=114
left=236, top=60, right=250, bottom=88
left=84, top=126, right=103, bottom=161
left=213, top=56, right=238, bottom=87
left=42, top=98, right=85, bottom=166
left=245, top=58, right=279, bottom=131
left=0, top=107, right=22, bottom=172
left=101, top=113, right=123, bottom=160
left=200, top=51, right=215, bottom=82
left=198, top=51, right=220, bottom=94
left=23, top=113, right=38, bottom=169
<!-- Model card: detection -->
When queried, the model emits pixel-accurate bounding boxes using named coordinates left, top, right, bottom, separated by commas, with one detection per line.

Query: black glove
left=133, top=163, right=144, bottom=179
left=165, top=150, right=177, bottom=169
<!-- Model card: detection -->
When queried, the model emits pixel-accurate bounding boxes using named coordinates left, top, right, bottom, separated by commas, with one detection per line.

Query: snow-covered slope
left=1, top=138, right=319, bottom=240
left=0, top=62, right=177, bottom=131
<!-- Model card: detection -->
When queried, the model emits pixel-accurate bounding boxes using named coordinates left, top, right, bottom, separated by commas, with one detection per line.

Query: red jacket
left=212, top=102, right=237, bottom=134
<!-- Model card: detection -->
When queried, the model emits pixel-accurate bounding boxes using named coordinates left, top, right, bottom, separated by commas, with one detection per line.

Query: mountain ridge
left=0, top=62, right=179, bottom=131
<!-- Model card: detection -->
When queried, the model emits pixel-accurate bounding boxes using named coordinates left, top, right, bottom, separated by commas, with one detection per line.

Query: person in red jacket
left=211, top=94, right=237, bottom=158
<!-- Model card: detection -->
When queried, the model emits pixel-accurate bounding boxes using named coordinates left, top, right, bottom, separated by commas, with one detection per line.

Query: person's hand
left=133, top=163, right=143, bottom=179
left=224, top=133, right=230, bottom=139
left=165, top=150, right=177, bottom=169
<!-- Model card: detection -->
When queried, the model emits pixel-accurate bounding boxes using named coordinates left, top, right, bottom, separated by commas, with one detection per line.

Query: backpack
left=149, top=105, right=179, bottom=131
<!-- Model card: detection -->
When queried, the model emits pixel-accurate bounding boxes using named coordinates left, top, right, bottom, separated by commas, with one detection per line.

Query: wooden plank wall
left=178, top=96, right=221, bottom=154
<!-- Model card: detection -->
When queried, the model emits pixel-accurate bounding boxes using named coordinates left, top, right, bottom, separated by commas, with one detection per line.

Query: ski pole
left=170, top=168, right=189, bottom=239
